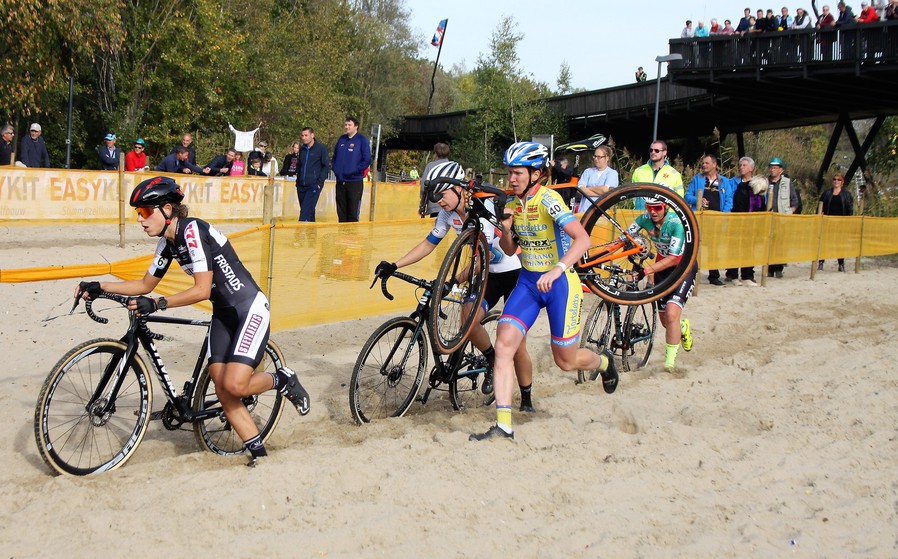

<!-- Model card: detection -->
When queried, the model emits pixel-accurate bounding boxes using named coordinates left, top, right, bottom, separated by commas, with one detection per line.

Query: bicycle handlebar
left=75, top=291, right=165, bottom=340
left=369, top=270, right=433, bottom=302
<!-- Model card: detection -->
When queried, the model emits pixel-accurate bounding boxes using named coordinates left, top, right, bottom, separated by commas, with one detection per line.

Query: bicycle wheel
left=429, top=227, right=489, bottom=355
left=622, top=302, right=657, bottom=372
left=576, top=298, right=615, bottom=383
left=350, top=317, right=428, bottom=424
left=34, top=339, right=152, bottom=476
left=449, top=310, right=499, bottom=411
left=192, top=340, right=286, bottom=455
left=579, top=183, right=699, bottom=305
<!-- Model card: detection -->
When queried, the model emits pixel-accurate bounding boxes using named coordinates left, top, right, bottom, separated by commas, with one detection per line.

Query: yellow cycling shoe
left=680, top=318, right=693, bottom=352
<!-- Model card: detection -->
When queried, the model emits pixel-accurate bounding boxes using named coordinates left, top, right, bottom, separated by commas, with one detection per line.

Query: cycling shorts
left=655, top=263, right=697, bottom=313
left=208, top=291, right=271, bottom=368
left=482, top=268, right=521, bottom=313
left=498, top=267, right=584, bottom=347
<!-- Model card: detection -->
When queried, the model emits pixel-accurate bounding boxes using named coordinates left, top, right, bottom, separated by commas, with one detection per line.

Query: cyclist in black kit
left=76, top=176, right=309, bottom=467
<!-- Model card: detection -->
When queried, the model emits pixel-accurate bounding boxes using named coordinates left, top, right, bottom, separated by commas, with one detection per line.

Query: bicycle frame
left=85, top=302, right=217, bottom=425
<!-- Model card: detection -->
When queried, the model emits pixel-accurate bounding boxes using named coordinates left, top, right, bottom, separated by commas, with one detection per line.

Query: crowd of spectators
left=681, top=1, right=897, bottom=38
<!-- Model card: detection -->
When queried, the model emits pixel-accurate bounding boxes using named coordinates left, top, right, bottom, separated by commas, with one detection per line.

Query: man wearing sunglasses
left=631, top=141, right=684, bottom=210
left=626, top=197, right=696, bottom=372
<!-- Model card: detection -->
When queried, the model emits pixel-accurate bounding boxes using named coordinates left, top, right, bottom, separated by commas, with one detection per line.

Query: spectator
left=155, top=145, right=202, bottom=174
left=710, top=18, right=720, bottom=33
left=331, top=116, right=372, bottom=223
left=684, top=154, right=733, bottom=286
left=549, top=156, right=576, bottom=210
left=817, top=173, right=855, bottom=272
left=575, top=145, right=619, bottom=214
left=281, top=142, right=300, bottom=181
left=817, top=5, right=838, bottom=60
left=887, top=0, right=898, bottom=19
left=635, top=66, right=647, bottom=82
left=778, top=7, right=794, bottom=29
left=695, top=20, right=710, bottom=37
left=295, top=127, right=330, bottom=222
left=125, top=138, right=149, bottom=171
left=409, top=167, right=419, bottom=180
left=169, top=133, right=197, bottom=166
left=249, top=140, right=268, bottom=168
left=19, top=123, right=50, bottom=168
left=817, top=4, right=838, bottom=25
left=247, top=155, right=265, bottom=176
left=420, top=142, right=451, bottom=217
left=98, top=133, right=123, bottom=170
left=681, top=20, right=695, bottom=38
left=792, top=7, right=813, bottom=28
left=262, top=151, right=279, bottom=177
left=736, top=8, right=753, bottom=33
left=721, top=19, right=736, bottom=34
left=754, top=9, right=769, bottom=32
left=765, top=9, right=780, bottom=30
left=766, top=157, right=799, bottom=278
left=725, top=157, right=766, bottom=287
left=631, top=140, right=684, bottom=210
left=203, top=148, right=237, bottom=176
left=836, top=1, right=857, bottom=23
left=229, top=152, right=245, bottom=176
left=0, top=125, right=14, bottom=166
left=857, top=1, right=881, bottom=20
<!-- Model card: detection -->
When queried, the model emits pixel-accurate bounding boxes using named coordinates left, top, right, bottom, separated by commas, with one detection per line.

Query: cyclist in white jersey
left=374, top=161, right=536, bottom=411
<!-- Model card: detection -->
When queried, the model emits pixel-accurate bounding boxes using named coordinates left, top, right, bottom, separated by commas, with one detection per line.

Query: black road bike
left=576, top=295, right=658, bottom=382
left=34, top=293, right=286, bottom=475
left=349, top=270, right=498, bottom=423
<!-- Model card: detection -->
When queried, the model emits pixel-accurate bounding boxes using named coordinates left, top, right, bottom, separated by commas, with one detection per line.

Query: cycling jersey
left=500, top=186, right=584, bottom=346
left=426, top=198, right=520, bottom=274
left=626, top=211, right=687, bottom=261
left=148, top=217, right=262, bottom=308
left=506, top=186, right=577, bottom=272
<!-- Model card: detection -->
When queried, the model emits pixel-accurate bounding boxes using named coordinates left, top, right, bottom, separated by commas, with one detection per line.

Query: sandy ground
left=1, top=225, right=897, bottom=558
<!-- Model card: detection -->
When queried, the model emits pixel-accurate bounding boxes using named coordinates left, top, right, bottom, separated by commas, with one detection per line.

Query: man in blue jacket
left=296, top=127, right=330, bottom=222
left=684, top=153, right=734, bottom=286
left=19, top=123, right=50, bottom=168
left=98, top=133, right=124, bottom=170
left=331, top=116, right=371, bottom=222
left=155, top=146, right=202, bottom=174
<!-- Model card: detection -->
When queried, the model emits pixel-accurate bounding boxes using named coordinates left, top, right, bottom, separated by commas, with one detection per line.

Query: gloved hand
left=374, top=261, right=397, bottom=280
left=132, top=296, right=158, bottom=316
left=79, top=281, right=103, bottom=300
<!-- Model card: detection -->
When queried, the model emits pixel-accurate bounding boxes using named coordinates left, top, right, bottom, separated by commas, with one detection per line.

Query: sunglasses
left=646, top=204, right=666, bottom=212
left=135, top=206, right=157, bottom=219
left=650, top=148, right=665, bottom=153
left=134, top=145, right=144, bottom=149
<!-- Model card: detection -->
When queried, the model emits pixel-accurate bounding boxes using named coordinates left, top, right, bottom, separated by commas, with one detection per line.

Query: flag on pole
left=431, top=19, right=448, bottom=47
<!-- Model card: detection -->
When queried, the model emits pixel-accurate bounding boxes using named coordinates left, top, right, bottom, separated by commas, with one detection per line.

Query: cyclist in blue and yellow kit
left=470, top=142, right=618, bottom=442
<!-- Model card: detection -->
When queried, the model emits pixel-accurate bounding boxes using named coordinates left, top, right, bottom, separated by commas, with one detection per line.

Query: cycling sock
left=269, top=370, right=287, bottom=391
left=519, top=384, right=533, bottom=409
left=496, top=405, right=512, bottom=433
left=482, top=346, right=495, bottom=367
left=598, top=352, right=609, bottom=371
left=665, top=343, right=679, bottom=368
left=244, top=435, right=268, bottom=458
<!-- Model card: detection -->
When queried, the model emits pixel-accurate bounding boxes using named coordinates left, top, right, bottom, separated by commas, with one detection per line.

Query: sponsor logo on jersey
left=185, top=223, right=199, bottom=249
left=238, top=313, right=264, bottom=353
left=213, top=254, right=244, bottom=291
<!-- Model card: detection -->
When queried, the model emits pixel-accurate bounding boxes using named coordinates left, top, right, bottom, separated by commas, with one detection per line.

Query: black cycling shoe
left=278, top=367, right=311, bottom=415
left=246, top=456, right=263, bottom=468
left=589, top=350, right=619, bottom=394
left=520, top=403, right=536, bottom=413
left=481, top=369, right=494, bottom=395
left=469, top=424, right=514, bottom=441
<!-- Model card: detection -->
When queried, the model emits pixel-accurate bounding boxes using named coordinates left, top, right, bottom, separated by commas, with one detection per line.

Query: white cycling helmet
left=425, top=160, right=465, bottom=200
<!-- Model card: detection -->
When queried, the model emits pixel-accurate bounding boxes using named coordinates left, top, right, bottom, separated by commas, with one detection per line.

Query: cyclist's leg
left=657, top=264, right=696, bottom=369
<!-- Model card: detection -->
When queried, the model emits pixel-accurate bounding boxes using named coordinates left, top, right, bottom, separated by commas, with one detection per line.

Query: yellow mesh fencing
left=3, top=168, right=898, bottom=331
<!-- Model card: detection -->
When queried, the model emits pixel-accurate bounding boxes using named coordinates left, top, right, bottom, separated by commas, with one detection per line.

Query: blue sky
left=408, top=0, right=798, bottom=91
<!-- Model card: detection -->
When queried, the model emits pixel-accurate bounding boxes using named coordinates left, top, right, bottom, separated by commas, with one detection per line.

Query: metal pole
left=65, top=74, right=74, bottom=169
left=653, top=61, right=663, bottom=141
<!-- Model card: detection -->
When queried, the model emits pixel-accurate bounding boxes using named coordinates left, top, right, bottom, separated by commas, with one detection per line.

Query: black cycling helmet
left=130, top=176, right=184, bottom=208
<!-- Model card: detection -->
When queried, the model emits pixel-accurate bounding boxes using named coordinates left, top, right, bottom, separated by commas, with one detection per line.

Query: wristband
left=554, top=262, right=568, bottom=272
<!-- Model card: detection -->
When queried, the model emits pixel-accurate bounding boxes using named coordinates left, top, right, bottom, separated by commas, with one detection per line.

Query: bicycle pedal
left=149, top=410, right=164, bottom=421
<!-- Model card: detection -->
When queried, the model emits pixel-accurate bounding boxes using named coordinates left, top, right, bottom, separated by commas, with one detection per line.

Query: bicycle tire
left=350, top=317, right=427, bottom=424
left=429, top=227, right=489, bottom=355
left=579, top=183, right=699, bottom=305
left=192, top=340, right=286, bottom=455
left=622, top=301, right=657, bottom=372
left=34, top=339, right=152, bottom=476
left=449, top=310, right=499, bottom=411
left=577, top=298, right=615, bottom=383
